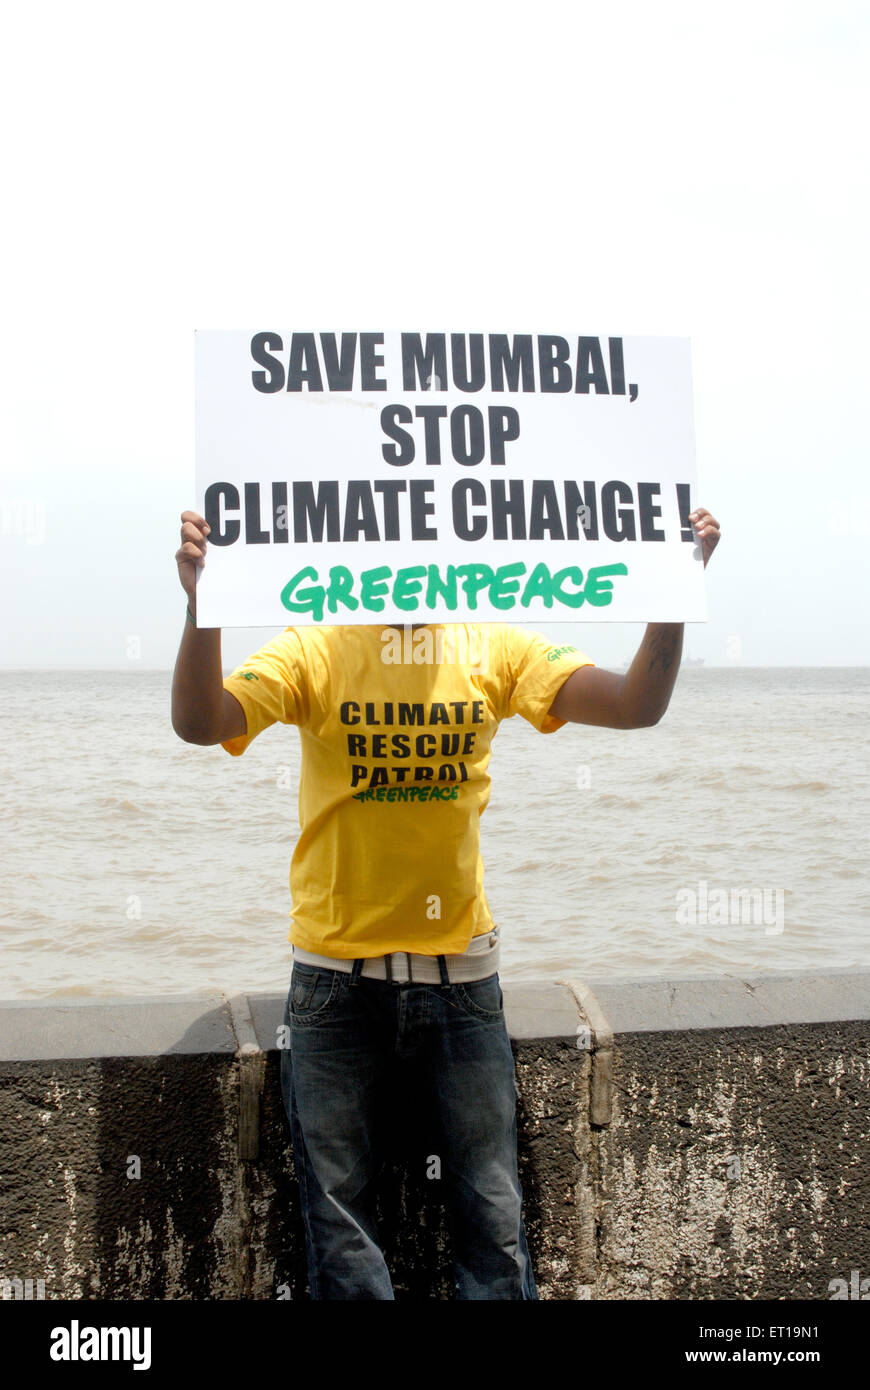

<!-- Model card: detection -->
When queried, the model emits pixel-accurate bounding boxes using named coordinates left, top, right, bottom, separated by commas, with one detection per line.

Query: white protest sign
left=194, top=331, right=706, bottom=627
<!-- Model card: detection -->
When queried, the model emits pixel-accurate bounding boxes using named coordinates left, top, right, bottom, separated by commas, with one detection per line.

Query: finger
left=176, top=542, right=207, bottom=565
left=181, top=520, right=209, bottom=550
left=180, top=512, right=211, bottom=542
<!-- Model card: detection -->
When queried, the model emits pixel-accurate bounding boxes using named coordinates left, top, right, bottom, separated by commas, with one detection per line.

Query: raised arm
left=548, top=507, right=721, bottom=729
left=171, top=510, right=247, bottom=746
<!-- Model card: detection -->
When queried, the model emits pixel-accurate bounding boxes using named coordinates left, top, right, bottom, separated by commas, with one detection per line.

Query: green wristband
left=185, top=604, right=196, bottom=627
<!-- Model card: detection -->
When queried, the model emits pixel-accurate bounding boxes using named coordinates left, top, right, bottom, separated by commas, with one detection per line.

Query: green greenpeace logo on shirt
left=546, top=645, right=579, bottom=662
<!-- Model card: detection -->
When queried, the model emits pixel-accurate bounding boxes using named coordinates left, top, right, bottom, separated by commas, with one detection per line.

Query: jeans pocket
left=289, top=965, right=343, bottom=1023
left=451, top=973, right=504, bottom=1021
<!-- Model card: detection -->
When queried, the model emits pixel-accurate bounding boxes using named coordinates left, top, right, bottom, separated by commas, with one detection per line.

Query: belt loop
left=436, top=954, right=450, bottom=987
left=350, top=957, right=365, bottom=986
left=384, top=953, right=393, bottom=984
left=406, top=951, right=414, bottom=984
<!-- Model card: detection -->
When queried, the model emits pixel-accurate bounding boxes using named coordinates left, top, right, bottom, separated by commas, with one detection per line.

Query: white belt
left=292, top=928, right=500, bottom=984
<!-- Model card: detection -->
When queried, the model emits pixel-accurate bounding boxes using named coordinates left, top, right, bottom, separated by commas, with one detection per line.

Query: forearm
left=171, top=598, right=226, bottom=743
left=620, top=623, right=683, bottom=726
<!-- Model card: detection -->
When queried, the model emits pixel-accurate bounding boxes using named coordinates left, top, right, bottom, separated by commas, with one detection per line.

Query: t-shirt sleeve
left=220, top=629, right=309, bottom=757
left=501, top=627, right=595, bottom=734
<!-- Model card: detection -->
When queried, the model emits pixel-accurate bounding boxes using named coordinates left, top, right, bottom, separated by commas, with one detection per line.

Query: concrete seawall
left=1, top=969, right=868, bottom=1300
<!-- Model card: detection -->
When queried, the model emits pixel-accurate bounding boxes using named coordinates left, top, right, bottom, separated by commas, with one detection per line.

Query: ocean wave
left=92, top=796, right=150, bottom=816
left=593, top=794, right=645, bottom=809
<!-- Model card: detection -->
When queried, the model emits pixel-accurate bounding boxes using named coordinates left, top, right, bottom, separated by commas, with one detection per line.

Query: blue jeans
left=280, top=960, right=538, bottom=1300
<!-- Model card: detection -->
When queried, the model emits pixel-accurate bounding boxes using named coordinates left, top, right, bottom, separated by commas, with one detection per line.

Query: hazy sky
left=1, top=0, right=867, bottom=670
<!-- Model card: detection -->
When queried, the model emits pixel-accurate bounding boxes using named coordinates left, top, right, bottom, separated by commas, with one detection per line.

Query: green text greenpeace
left=280, top=561, right=628, bottom=620
left=352, top=785, right=459, bottom=804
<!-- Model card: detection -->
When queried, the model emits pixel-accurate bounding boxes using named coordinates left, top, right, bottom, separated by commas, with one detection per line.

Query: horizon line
left=1, top=664, right=868, bottom=675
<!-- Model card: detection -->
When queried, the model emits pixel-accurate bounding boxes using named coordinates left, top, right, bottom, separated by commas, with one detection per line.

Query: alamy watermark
left=380, top=625, right=489, bottom=673
left=676, top=879, right=784, bottom=935
left=1, top=1275, right=46, bottom=1300
left=49, top=1321, right=151, bottom=1369
left=828, top=1269, right=870, bottom=1299
left=0, top=497, right=45, bottom=545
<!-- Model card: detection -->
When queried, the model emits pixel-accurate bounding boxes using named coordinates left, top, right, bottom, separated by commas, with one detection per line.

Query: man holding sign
left=171, top=504, right=720, bottom=1300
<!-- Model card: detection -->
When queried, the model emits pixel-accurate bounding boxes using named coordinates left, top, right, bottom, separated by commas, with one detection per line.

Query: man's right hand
left=171, top=507, right=245, bottom=745
left=176, top=510, right=211, bottom=608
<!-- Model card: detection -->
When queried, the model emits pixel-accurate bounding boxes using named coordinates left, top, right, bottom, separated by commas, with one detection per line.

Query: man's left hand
left=690, top=507, right=720, bottom=568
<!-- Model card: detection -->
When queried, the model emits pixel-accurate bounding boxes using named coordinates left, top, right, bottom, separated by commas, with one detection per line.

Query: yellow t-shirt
left=221, top=623, right=593, bottom=958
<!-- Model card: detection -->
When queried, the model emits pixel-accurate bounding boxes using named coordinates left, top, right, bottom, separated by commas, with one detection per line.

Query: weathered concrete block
left=581, top=970, right=870, bottom=1300
left=1, top=971, right=867, bottom=1301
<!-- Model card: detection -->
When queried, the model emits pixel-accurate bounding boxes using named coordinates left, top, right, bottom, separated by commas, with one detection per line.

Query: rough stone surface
left=593, top=1021, right=870, bottom=1300
left=0, top=1055, right=240, bottom=1299
left=1, top=973, right=868, bottom=1301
